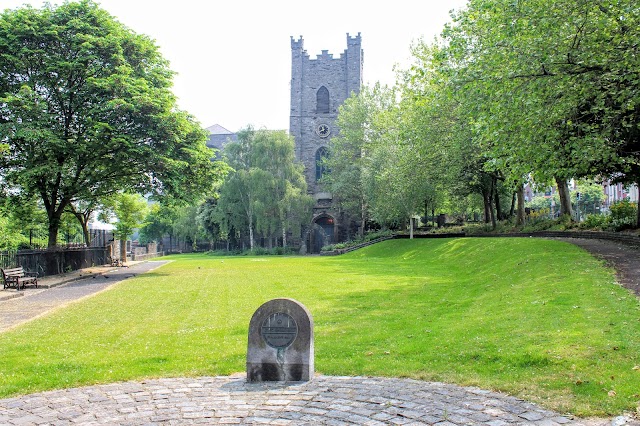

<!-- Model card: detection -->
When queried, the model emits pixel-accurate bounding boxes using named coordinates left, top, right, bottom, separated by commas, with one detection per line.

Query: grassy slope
left=0, top=238, right=638, bottom=416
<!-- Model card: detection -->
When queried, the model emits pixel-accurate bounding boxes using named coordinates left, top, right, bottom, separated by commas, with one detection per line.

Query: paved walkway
left=1, top=253, right=639, bottom=425
left=0, top=261, right=166, bottom=332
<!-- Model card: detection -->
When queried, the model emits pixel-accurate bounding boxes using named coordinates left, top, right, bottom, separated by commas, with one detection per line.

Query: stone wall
left=289, top=34, right=363, bottom=249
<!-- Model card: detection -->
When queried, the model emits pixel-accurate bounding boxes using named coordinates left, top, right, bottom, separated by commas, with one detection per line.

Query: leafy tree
left=138, top=202, right=178, bottom=246
left=0, top=1, right=225, bottom=251
left=401, top=41, right=516, bottom=229
left=572, top=180, right=605, bottom=219
left=325, top=84, right=388, bottom=237
left=436, top=0, right=639, bottom=225
left=196, top=198, right=221, bottom=244
left=173, top=203, right=206, bottom=251
left=216, top=127, right=312, bottom=250
left=103, top=193, right=148, bottom=260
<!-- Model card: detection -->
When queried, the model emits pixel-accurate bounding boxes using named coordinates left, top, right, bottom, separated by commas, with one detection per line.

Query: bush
left=605, top=217, right=637, bottom=232
left=321, top=229, right=393, bottom=252
left=580, top=214, right=609, bottom=230
left=609, top=199, right=637, bottom=222
left=364, top=229, right=393, bottom=241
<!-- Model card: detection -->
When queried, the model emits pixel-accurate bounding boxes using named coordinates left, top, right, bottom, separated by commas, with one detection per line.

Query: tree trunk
left=636, top=182, right=640, bottom=228
left=494, top=177, right=502, bottom=221
left=555, top=177, right=573, bottom=218
left=47, top=213, right=62, bottom=249
left=509, top=192, right=517, bottom=218
left=482, top=189, right=491, bottom=224
left=359, top=197, right=366, bottom=239
left=409, top=217, right=414, bottom=239
left=249, top=225, right=254, bottom=251
left=516, top=185, right=526, bottom=226
left=424, top=199, right=429, bottom=227
left=73, top=211, right=91, bottom=247
left=120, top=238, right=127, bottom=262
left=489, top=178, right=496, bottom=229
left=46, top=201, right=69, bottom=248
left=490, top=200, right=497, bottom=229
left=282, top=226, right=287, bottom=248
left=69, top=205, right=92, bottom=246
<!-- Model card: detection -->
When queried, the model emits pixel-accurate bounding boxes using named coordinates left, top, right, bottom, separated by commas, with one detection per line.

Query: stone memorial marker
left=247, top=298, right=314, bottom=382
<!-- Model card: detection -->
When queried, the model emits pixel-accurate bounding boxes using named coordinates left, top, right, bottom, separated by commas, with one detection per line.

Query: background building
left=206, top=124, right=237, bottom=157
left=289, top=33, right=363, bottom=253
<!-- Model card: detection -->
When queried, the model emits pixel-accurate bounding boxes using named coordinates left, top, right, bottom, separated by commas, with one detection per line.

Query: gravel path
left=556, top=238, right=640, bottom=296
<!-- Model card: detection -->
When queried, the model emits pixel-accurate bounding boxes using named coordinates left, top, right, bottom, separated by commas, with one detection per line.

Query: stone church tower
left=289, top=33, right=363, bottom=253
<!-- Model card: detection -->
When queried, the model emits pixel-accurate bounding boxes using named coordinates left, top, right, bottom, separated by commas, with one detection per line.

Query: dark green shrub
left=609, top=199, right=637, bottom=221
left=580, top=214, right=609, bottom=230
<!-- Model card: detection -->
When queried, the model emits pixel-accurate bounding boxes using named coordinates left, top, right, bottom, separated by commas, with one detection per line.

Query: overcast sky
left=2, top=0, right=469, bottom=132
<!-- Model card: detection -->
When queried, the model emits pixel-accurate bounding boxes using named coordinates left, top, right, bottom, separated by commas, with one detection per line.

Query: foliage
left=389, top=0, right=640, bottom=228
left=138, top=203, right=177, bottom=245
left=0, top=239, right=638, bottom=416
left=527, top=196, right=553, bottom=212
left=601, top=200, right=638, bottom=231
left=577, top=199, right=639, bottom=231
left=329, top=83, right=441, bottom=235
left=215, top=127, right=313, bottom=250
left=609, top=199, right=638, bottom=223
left=196, top=198, right=221, bottom=243
left=321, top=229, right=394, bottom=252
left=0, top=1, right=225, bottom=248
left=0, top=216, right=26, bottom=251
left=101, top=193, right=148, bottom=242
left=172, top=203, right=207, bottom=251
left=580, top=214, right=610, bottom=230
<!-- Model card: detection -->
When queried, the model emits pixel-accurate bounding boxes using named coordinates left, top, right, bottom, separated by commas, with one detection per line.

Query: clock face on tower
left=316, top=124, right=330, bottom=138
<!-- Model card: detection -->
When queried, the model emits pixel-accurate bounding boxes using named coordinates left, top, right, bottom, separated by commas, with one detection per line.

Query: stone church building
left=289, top=33, right=363, bottom=253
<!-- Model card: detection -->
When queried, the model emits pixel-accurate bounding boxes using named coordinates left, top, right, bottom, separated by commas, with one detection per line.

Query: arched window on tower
left=316, top=86, right=330, bottom=113
left=315, top=146, right=330, bottom=182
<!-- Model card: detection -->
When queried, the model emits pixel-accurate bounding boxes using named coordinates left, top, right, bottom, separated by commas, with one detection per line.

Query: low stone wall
left=476, top=231, right=640, bottom=247
left=130, top=251, right=165, bottom=261
left=320, top=236, right=394, bottom=256
left=321, top=230, right=640, bottom=256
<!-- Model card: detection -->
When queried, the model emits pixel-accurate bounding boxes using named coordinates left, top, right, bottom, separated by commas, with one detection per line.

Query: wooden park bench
left=1, top=267, right=38, bottom=290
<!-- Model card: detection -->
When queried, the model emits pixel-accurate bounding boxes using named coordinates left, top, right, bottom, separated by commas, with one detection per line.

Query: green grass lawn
left=0, top=238, right=638, bottom=417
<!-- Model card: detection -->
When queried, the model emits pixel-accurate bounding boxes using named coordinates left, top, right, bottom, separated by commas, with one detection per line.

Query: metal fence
left=0, top=250, right=17, bottom=270
left=1, top=247, right=111, bottom=277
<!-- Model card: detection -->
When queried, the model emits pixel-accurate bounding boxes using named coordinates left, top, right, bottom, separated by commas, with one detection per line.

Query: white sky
left=2, top=0, right=468, bottom=132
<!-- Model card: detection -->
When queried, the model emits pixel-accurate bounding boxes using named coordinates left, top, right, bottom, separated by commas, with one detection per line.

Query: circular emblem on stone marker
left=261, top=312, right=298, bottom=349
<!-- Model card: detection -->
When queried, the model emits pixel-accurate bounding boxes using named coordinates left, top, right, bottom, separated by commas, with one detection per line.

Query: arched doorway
left=310, top=215, right=335, bottom=253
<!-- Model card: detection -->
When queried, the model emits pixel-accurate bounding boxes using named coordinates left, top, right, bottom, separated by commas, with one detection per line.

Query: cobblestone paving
left=0, top=375, right=627, bottom=426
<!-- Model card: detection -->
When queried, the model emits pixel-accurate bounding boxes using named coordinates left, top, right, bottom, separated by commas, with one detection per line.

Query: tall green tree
left=0, top=1, right=225, bottom=250
left=436, top=0, right=640, bottom=224
left=325, top=85, right=387, bottom=237
left=138, top=202, right=178, bottom=246
left=216, top=127, right=312, bottom=250
left=107, top=193, right=148, bottom=261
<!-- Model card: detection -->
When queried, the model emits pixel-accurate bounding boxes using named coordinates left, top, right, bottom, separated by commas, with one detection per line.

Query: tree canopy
left=326, top=0, right=639, bottom=230
left=213, top=127, right=313, bottom=250
left=0, top=0, right=226, bottom=248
